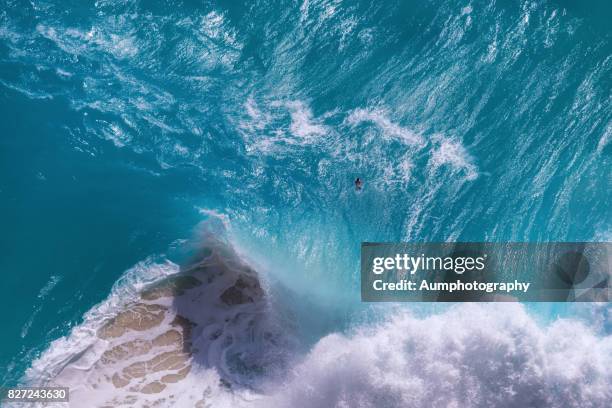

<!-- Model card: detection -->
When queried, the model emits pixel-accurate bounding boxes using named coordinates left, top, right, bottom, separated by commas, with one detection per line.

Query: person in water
left=355, top=177, right=363, bottom=190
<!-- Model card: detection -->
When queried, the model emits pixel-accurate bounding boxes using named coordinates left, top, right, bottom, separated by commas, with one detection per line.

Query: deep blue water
left=0, top=0, right=610, bottom=388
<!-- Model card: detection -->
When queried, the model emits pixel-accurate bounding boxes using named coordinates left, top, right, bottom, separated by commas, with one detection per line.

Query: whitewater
left=0, top=0, right=610, bottom=407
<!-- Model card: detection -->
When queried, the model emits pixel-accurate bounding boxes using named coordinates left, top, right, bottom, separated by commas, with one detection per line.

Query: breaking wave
left=1, top=0, right=610, bottom=406
left=21, top=229, right=611, bottom=407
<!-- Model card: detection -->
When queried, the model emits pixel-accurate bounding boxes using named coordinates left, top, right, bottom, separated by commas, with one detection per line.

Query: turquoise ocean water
left=0, top=0, right=610, bottom=402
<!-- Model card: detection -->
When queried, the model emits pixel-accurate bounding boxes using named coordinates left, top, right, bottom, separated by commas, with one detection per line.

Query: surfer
left=355, top=177, right=363, bottom=190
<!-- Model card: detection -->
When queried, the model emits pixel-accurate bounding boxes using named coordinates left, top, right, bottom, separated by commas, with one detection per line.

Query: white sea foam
left=239, top=99, right=329, bottom=153
left=346, top=108, right=477, bottom=184
left=596, top=123, right=610, bottom=153
left=346, top=108, right=425, bottom=147
left=97, top=120, right=132, bottom=148
left=21, top=245, right=611, bottom=408
left=26, top=258, right=179, bottom=385
left=23, top=210, right=611, bottom=408
left=258, top=303, right=612, bottom=408
left=36, top=24, right=138, bottom=60
left=197, top=207, right=231, bottom=232
left=20, top=276, right=63, bottom=338
left=38, top=275, right=62, bottom=299
left=0, top=79, right=53, bottom=100
left=429, top=134, right=478, bottom=181
left=380, top=155, right=414, bottom=186
left=243, top=97, right=270, bottom=132
left=285, top=100, right=328, bottom=140
left=22, top=218, right=293, bottom=408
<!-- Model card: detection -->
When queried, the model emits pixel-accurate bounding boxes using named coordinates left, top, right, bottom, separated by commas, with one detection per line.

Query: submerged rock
left=38, top=234, right=291, bottom=407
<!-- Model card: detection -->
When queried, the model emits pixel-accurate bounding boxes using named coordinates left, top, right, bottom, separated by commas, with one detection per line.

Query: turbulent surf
left=0, top=0, right=610, bottom=407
